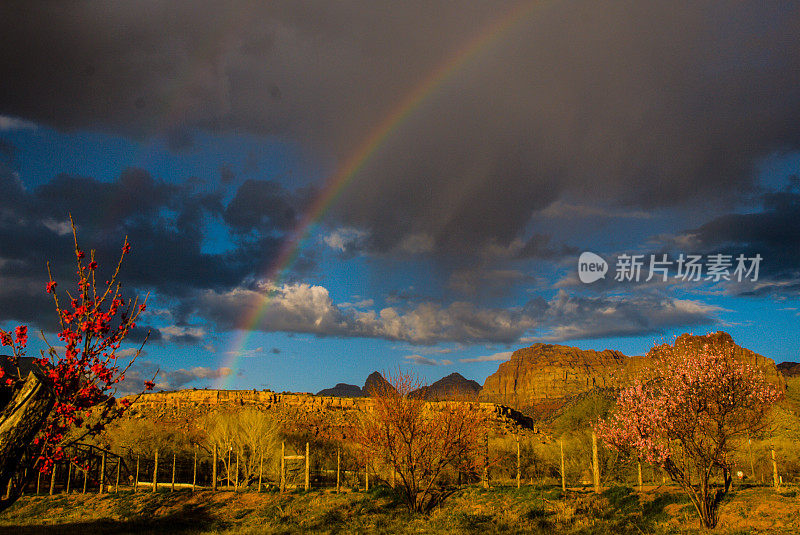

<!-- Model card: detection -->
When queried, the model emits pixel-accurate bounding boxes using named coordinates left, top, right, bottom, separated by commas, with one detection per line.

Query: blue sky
left=1, top=1, right=799, bottom=394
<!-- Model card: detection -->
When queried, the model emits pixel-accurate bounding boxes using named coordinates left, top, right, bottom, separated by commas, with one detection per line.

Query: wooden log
left=153, top=449, right=158, bottom=493
left=0, top=370, right=55, bottom=506
left=304, top=442, right=309, bottom=491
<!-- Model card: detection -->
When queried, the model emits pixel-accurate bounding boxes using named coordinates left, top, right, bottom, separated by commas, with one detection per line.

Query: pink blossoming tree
left=595, top=335, right=783, bottom=528
left=0, top=219, right=151, bottom=511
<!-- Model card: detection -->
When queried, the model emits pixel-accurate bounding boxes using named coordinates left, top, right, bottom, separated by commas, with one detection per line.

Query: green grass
left=0, top=484, right=798, bottom=534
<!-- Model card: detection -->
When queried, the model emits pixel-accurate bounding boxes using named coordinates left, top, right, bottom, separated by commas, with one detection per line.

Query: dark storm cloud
left=0, top=165, right=310, bottom=326
left=666, top=186, right=800, bottom=293
left=2, top=2, right=799, bottom=258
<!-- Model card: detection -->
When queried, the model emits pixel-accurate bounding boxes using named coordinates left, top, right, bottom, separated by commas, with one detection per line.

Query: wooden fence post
left=171, top=452, right=176, bottom=492
left=153, top=449, right=158, bottom=493
left=134, top=455, right=139, bottom=492
left=336, top=447, right=340, bottom=493
left=235, top=451, right=239, bottom=491
left=560, top=439, right=566, bottom=492
left=192, top=445, right=197, bottom=492
left=280, top=442, right=285, bottom=492
left=592, top=431, right=601, bottom=494
left=49, top=464, right=56, bottom=496
left=516, top=434, right=521, bottom=489
left=305, top=442, right=310, bottom=491
left=99, top=451, right=106, bottom=494
left=212, top=444, right=217, bottom=491
left=771, top=445, right=780, bottom=490
left=482, top=434, right=489, bottom=489
left=258, top=451, right=263, bottom=492
left=637, top=459, right=643, bottom=492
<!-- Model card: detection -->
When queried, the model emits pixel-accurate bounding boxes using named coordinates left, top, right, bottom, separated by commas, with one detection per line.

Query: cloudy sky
left=1, top=1, right=799, bottom=393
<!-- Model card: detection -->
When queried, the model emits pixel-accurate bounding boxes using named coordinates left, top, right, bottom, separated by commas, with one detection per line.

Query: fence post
left=171, top=452, right=176, bottom=492
left=637, top=459, right=643, bottom=492
left=49, top=464, right=57, bottom=496
left=227, top=447, right=232, bottom=489
left=305, top=442, right=310, bottom=491
left=280, top=441, right=285, bottom=492
left=560, top=438, right=566, bottom=492
left=115, top=459, right=120, bottom=493
left=66, top=463, right=71, bottom=494
left=482, top=434, right=489, bottom=489
left=134, top=455, right=140, bottom=492
left=99, top=451, right=106, bottom=494
left=193, top=445, right=197, bottom=492
left=258, top=451, right=263, bottom=492
left=771, top=445, right=780, bottom=490
left=212, top=444, right=217, bottom=491
left=336, top=447, right=341, bottom=493
left=592, top=431, right=601, bottom=494
left=516, top=434, right=521, bottom=489
left=153, top=449, right=158, bottom=493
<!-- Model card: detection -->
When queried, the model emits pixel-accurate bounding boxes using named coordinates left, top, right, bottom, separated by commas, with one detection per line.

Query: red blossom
left=14, top=325, right=27, bottom=346
left=0, top=333, right=10, bottom=346
left=45, top=281, right=57, bottom=293
left=76, top=250, right=85, bottom=259
left=144, top=380, right=155, bottom=390
left=88, top=261, right=97, bottom=271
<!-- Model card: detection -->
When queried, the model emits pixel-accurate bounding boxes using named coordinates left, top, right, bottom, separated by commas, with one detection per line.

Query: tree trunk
left=0, top=370, right=55, bottom=512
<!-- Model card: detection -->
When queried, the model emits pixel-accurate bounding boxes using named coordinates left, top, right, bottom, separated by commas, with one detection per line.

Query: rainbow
left=217, top=0, right=542, bottom=387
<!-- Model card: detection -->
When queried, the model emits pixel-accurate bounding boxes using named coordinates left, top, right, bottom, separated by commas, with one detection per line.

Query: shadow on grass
left=0, top=503, right=225, bottom=535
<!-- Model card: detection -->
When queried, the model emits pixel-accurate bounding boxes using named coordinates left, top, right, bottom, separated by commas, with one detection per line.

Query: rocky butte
left=479, top=331, right=785, bottom=412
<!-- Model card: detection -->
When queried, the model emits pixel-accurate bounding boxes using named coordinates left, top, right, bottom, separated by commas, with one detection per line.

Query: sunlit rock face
left=479, top=332, right=784, bottom=411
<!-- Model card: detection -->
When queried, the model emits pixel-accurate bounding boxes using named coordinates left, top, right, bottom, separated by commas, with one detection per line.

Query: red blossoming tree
left=0, top=220, right=152, bottom=510
left=352, top=370, right=488, bottom=513
left=595, top=335, right=783, bottom=528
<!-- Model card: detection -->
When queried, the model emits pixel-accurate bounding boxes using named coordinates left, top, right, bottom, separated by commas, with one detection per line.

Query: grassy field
left=0, top=484, right=798, bottom=534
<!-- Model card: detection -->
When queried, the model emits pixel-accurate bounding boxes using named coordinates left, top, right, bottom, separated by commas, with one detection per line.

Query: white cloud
left=0, top=115, right=36, bottom=131
left=323, top=227, right=368, bottom=253
left=404, top=354, right=453, bottom=366
left=459, top=351, right=513, bottom=363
